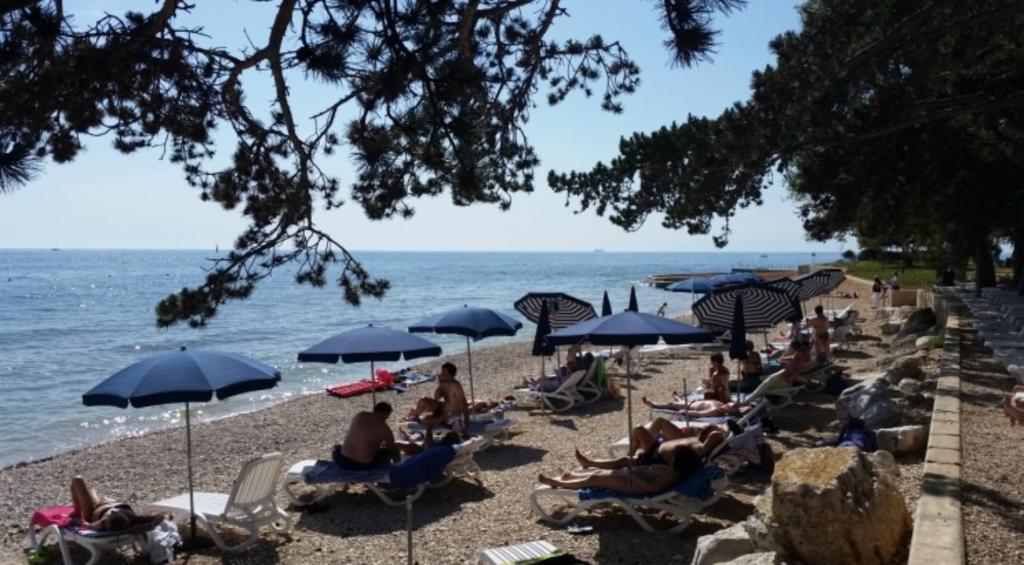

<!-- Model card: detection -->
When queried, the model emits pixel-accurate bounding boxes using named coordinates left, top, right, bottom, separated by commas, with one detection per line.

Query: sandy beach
left=0, top=278, right=932, bottom=564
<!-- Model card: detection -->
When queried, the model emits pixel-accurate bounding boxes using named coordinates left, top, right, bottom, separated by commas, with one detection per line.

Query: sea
left=0, top=249, right=837, bottom=468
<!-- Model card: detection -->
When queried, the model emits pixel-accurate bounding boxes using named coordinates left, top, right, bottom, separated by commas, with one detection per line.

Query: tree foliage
left=0, top=0, right=742, bottom=326
left=549, top=0, right=1024, bottom=282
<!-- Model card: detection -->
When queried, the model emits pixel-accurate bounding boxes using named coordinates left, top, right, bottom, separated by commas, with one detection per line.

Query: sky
left=0, top=0, right=851, bottom=253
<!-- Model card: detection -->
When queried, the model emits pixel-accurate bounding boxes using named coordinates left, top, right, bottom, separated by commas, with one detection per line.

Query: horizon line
left=0, top=246, right=847, bottom=254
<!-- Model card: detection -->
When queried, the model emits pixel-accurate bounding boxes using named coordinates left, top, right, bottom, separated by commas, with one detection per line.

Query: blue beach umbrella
left=547, top=311, right=715, bottom=438
left=601, top=291, right=613, bottom=317
left=665, top=276, right=727, bottom=293
left=83, top=347, right=281, bottom=540
left=409, top=306, right=523, bottom=402
left=627, top=286, right=639, bottom=312
left=298, top=325, right=442, bottom=405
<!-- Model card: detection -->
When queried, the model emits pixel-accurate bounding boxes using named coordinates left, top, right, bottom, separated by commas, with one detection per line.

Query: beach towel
left=388, top=445, right=456, bottom=488
left=577, top=466, right=724, bottom=502
left=30, top=505, right=79, bottom=529
left=301, top=460, right=389, bottom=484
left=725, top=424, right=764, bottom=466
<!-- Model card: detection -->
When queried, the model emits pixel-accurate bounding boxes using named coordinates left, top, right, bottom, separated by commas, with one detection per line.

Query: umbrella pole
left=466, top=337, right=475, bottom=405
left=371, top=361, right=376, bottom=407
left=626, top=351, right=633, bottom=451
left=406, top=496, right=414, bottom=565
left=185, top=401, right=197, bottom=540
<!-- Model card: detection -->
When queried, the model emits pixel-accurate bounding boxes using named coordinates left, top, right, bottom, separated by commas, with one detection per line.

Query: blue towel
left=577, top=466, right=724, bottom=502
left=388, top=445, right=457, bottom=488
left=301, top=460, right=389, bottom=484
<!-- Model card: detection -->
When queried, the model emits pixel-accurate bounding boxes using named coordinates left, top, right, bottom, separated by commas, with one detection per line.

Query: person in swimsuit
left=407, top=362, right=470, bottom=433
left=731, top=341, right=763, bottom=393
left=537, top=428, right=725, bottom=495
left=70, top=477, right=162, bottom=531
left=807, top=305, right=831, bottom=360
left=641, top=396, right=752, bottom=419
left=703, top=353, right=730, bottom=403
left=333, top=402, right=400, bottom=470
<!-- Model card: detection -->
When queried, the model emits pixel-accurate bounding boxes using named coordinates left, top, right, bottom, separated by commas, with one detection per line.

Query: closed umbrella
left=601, top=291, right=613, bottom=317
left=410, top=306, right=522, bottom=403
left=83, top=347, right=281, bottom=540
left=627, top=286, right=639, bottom=312
left=728, top=296, right=747, bottom=362
left=531, top=301, right=555, bottom=376
left=546, top=311, right=714, bottom=440
left=298, top=325, right=442, bottom=405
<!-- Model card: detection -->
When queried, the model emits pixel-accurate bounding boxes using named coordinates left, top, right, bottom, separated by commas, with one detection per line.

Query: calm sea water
left=0, top=250, right=836, bottom=467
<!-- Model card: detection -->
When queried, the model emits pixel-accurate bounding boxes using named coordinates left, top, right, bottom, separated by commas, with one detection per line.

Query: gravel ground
left=959, top=334, right=1024, bottom=565
left=0, top=278, right=929, bottom=565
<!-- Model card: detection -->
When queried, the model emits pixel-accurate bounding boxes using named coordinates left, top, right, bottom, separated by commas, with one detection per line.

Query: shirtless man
left=407, top=362, right=470, bottom=433
left=332, top=402, right=400, bottom=470
left=537, top=427, right=724, bottom=495
left=807, top=305, right=831, bottom=360
left=703, top=353, right=730, bottom=403
left=642, top=396, right=752, bottom=419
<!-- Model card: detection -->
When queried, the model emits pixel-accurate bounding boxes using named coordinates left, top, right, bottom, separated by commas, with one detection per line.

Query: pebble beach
left=0, top=277, right=948, bottom=564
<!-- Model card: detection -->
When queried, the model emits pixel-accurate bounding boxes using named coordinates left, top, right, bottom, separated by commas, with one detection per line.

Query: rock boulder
left=719, top=553, right=783, bottom=565
left=836, top=374, right=902, bottom=427
left=762, top=447, right=911, bottom=565
left=875, top=425, right=927, bottom=455
left=885, top=354, right=925, bottom=382
left=691, top=523, right=755, bottom=565
left=895, top=308, right=937, bottom=341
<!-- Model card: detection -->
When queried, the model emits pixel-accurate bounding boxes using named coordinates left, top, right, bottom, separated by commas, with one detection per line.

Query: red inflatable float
left=326, top=368, right=395, bottom=399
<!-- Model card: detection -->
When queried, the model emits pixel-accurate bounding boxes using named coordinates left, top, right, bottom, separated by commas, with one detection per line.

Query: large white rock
left=691, top=522, right=755, bottom=565
left=915, top=335, right=934, bottom=348
left=762, top=447, right=911, bottom=565
left=875, top=425, right=927, bottom=455
left=836, top=374, right=902, bottom=427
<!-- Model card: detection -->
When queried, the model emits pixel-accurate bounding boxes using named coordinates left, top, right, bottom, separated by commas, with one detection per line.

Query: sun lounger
left=475, top=540, right=563, bottom=564
left=512, top=368, right=587, bottom=412
left=27, top=506, right=146, bottom=565
left=147, top=452, right=292, bottom=552
left=283, top=437, right=485, bottom=507
left=530, top=466, right=726, bottom=532
left=574, top=360, right=606, bottom=404
left=402, top=417, right=515, bottom=448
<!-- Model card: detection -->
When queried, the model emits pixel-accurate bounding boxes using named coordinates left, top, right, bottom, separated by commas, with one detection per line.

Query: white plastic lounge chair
left=28, top=521, right=143, bottom=565
left=283, top=437, right=486, bottom=507
left=530, top=466, right=726, bottom=532
left=513, top=369, right=587, bottom=412
left=475, top=540, right=562, bottom=564
left=574, top=360, right=604, bottom=404
left=147, top=452, right=292, bottom=552
left=402, top=417, right=515, bottom=449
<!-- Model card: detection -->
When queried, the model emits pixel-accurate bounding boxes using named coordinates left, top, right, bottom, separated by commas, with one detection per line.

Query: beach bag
left=144, top=519, right=181, bottom=564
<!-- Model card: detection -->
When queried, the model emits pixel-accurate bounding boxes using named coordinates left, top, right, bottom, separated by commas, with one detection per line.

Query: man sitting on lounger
left=332, top=401, right=401, bottom=470
left=70, top=477, right=163, bottom=532
left=407, top=362, right=470, bottom=433
left=641, top=396, right=754, bottom=419
left=537, top=427, right=724, bottom=496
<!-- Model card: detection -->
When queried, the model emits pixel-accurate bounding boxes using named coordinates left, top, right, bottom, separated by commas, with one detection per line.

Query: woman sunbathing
left=537, top=429, right=724, bottom=496
left=70, top=477, right=162, bottom=532
left=641, top=396, right=752, bottom=419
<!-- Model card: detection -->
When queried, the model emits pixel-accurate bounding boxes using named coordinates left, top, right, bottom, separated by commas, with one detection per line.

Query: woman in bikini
left=70, top=477, right=162, bottom=531
left=703, top=353, right=730, bottom=403
left=807, top=305, right=831, bottom=360
left=641, top=396, right=752, bottom=419
left=537, top=427, right=724, bottom=495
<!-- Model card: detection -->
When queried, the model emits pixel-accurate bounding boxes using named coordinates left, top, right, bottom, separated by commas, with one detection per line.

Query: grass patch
left=829, top=260, right=935, bottom=289
left=931, top=330, right=945, bottom=349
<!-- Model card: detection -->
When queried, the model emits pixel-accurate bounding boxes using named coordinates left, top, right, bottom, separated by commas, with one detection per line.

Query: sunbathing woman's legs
left=575, top=448, right=632, bottom=470
left=641, top=396, right=688, bottom=411
left=70, top=476, right=100, bottom=521
left=648, top=417, right=689, bottom=441
left=537, top=471, right=639, bottom=495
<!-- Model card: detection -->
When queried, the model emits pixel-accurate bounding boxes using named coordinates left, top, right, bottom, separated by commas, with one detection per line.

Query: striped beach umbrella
left=514, top=292, right=597, bottom=331
left=765, top=277, right=803, bottom=321
left=692, top=283, right=799, bottom=330
left=794, top=268, right=845, bottom=301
